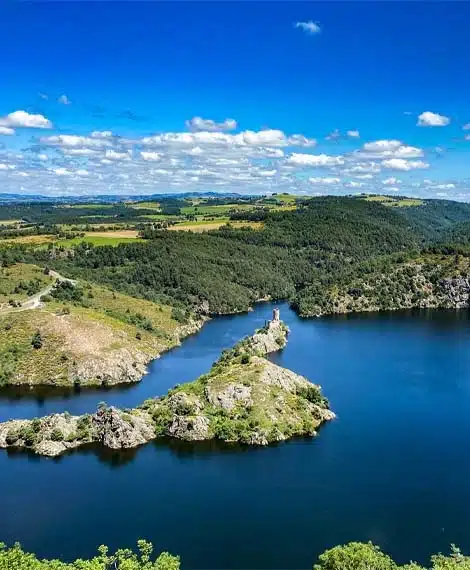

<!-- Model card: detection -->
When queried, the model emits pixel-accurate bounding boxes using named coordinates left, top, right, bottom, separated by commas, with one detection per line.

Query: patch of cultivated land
left=2, top=235, right=56, bottom=245
left=0, top=275, right=202, bottom=387
left=59, top=232, right=143, bottom=246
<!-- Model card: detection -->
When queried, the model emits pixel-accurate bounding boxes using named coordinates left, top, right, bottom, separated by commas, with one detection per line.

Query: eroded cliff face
left=0, top=313, right=334, bottom=457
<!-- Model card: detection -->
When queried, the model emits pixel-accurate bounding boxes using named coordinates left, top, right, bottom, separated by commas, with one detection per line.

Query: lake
left=2, top=303, right=470, bottom=569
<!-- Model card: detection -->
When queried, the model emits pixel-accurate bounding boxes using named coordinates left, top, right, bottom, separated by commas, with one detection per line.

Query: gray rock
left=167, top=415, right=210, bottom=441
left=91, top=407, right=154, bottom=449
left=205, top=383, right=253, bottom=411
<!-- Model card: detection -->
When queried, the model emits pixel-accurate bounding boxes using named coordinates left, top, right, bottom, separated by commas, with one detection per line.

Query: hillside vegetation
left=2, top=195, right=465, bottom=318
left=0, top=268, right=200, bottom=387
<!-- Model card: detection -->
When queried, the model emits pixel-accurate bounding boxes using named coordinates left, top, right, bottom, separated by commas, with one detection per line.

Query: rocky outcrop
left=439, top=277, right=470, bottom=308
left=91, top=407, right=154, bottom=449
left=0, top=406, right=155, bottom=457
left=248, top=311, right=288, bottom=354
left=0, top=313, right=334, bottom=457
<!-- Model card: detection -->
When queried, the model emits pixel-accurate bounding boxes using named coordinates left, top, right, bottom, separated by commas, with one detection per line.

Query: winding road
left=0, top=270, right=75, bottom=314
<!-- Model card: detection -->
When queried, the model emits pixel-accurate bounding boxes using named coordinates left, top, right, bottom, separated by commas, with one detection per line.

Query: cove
left=2, top=304, right=470, bottom=568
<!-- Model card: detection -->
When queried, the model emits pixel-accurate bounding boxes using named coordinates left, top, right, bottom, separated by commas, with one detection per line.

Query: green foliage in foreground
left=0, top=540, right=179, bottom=570
left=314, top=542, right=470, bottom=570
left=1, top=541, right=469, bottom=570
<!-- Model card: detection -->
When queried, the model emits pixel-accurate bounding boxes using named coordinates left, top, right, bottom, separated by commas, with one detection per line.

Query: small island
left=0, top=310, right=334, bottom=456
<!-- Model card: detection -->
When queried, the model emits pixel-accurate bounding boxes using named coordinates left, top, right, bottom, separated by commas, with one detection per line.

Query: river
left=2, top=303, right=470, bottom=568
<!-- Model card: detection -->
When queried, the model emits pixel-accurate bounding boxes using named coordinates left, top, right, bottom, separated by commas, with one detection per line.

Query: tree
left=31, top=330, right=43, bottom=349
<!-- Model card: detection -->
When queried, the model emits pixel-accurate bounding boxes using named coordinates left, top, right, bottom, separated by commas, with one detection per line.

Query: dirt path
left=0, top=270, right=75, bottom=314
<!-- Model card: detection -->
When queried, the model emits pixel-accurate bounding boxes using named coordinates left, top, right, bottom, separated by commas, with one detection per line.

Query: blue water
left=2, top=304, right=470, bottom=569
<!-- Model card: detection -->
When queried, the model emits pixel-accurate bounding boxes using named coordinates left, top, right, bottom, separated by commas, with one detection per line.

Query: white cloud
left=309, top=177, right=341, bottom=184
left=287, top=153, right=344, bottom=166
left=295, top=21, right=321, bottom=34
left=463, top=123, right=470, bottom=131
left=52, top=168, right=72, bottom=176
left=91, top=130, right=113, bottom=138
left=141, top=129, right=315, bottom=149
left=186, top=117, right=237, bottom=132
left=288, top=134, right=317, bottom=147
left=346, top=181, right=365, bottom=188
left=105, top=149, right=131, bottom=161
left=347, top=130, right=360, bottom=138
left=140, top=151, right=162, bottom=161
left=346, top=162, right=381, bottom=174
left=0, top=127, right=15, bottom=135
left=0, top=164, right=15, bottom=170
left=0, top=110, right=52, bottom=129
left=76, top=169, right=89, bottom=176
left=360, top=139, right=423, bottom=158
left=417, top=111, right=450, bottom=127
left=38, top=154, right=48, bottom=161
left=58, top=94, right=71, bottom=105
left=363, top=140, right=402, bottom=152
left=382, top=177, right=402, bottom=185
left=326, top=129, right=341, bottom=141
left=381, top=158, right=429, bottom=171
left=63, top=148, right=100, bottom=156
left=41, top=135, right=110, bottom=148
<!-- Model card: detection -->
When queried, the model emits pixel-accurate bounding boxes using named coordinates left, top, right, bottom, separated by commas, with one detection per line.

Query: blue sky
left=1, top=1, right=470, bottom=198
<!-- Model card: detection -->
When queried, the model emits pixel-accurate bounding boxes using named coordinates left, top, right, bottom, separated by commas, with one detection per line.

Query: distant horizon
left=1, top=2, right=470, bottom=199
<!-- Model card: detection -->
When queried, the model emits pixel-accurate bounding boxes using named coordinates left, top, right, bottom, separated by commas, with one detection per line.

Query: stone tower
left=272, top=307, right=280, bottom=322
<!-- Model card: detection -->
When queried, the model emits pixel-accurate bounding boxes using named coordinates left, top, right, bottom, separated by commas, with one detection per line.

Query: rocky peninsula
left=0, top=310, right=334, bottom=456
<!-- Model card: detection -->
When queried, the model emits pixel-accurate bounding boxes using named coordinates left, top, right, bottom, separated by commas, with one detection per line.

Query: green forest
left=1, top=195, right=470, bottom=317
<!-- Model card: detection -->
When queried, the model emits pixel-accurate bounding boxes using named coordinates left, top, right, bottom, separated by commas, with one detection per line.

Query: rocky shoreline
left=0, top=311, right=334, bottom=457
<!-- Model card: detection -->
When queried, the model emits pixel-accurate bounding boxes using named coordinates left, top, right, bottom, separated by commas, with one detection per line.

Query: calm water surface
left=2, top=303, right=470, bottom=569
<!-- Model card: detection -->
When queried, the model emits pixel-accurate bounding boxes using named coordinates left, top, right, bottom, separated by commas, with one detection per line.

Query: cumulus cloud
left=63, top=148, right=100, bottom=156
left=463, top=123, right=470, bottom=131
left=347, top=130, right=360, bottom=138
left=360, top=139, right=423, bottom=159
left=295, top=21, right=321, bottom=34
left=309, top=177, right=341, bottom=184
left=105, top=149, right=131, bottom=160
left=417, top=111, right=450, bottom=127
left=0, top=110, right=52, bottom=129
left=141, top=128, right=315, bottom=149
left=186, top=116, right=237, bottom=132
left=40, top=135, right=111, bottom=148
left=381, top=158, right=429, bottom=171
left=91, top=130, right=113, bottom=138
left=0, top=127, right=15, bottom=136
left=287, top=153, right=344, bottom=166
left=58, top=94, right=71, bottom=105
left=382, top=177, right=402, bottom=185
left=140, top=151, right=162, bottom=161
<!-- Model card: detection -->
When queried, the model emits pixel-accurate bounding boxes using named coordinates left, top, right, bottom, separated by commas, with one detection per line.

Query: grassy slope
left=0, top=270, right=194, bottom=386
left=0, top=263, right=54, bottom=305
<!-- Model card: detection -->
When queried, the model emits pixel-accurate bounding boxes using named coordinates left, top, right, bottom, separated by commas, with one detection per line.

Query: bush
left=50, top=428, right=64, bottom=442
left=241, top=353, right=251, bottom=364
left=31, top=330, right=43, bottom=349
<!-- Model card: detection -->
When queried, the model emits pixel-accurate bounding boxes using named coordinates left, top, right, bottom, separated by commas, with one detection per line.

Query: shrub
left=31, top=330, right=43, bottom=349
left=50, top=428, right=64, bottom=442
left=241, top=353, right=251, bottom=365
